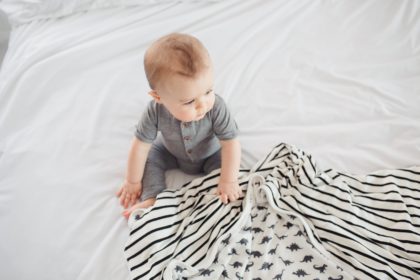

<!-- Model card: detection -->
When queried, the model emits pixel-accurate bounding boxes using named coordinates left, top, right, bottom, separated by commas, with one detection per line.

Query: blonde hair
left=144, top=33, right=210, bottom=90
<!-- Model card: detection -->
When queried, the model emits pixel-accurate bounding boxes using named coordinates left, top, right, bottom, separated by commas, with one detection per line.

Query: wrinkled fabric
left=125, top=143, right=420, bottom=279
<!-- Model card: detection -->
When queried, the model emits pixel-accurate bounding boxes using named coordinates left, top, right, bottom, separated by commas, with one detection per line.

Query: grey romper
left=135, top=94, right=239, bottom=201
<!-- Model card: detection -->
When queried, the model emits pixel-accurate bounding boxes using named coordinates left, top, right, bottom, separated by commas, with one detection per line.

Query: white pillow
left=0, top=0, right=222, bottom=27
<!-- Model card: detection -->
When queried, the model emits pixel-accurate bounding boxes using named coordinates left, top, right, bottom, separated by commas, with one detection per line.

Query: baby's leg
left=123, top=140, right=177, bottom=219
left=140, top=140, right=178, bottom=200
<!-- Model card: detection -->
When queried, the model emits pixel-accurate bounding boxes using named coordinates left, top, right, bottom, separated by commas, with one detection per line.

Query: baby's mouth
left=196, top=112, right=206, bottom=120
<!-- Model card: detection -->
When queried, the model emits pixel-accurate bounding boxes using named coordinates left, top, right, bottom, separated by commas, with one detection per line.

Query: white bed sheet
left=0, top=0, right=419, bottom=279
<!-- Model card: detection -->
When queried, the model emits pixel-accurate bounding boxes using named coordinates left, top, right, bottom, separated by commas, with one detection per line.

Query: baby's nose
left=195, top=98, right=205, bottom=110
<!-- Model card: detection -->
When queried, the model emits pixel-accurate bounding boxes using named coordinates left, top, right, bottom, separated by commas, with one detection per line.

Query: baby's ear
left=149, top=90, right=161, bottom=103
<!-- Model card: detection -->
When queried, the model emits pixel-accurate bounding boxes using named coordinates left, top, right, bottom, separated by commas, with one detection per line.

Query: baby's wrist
left=125, top=179, right=140, bottom=185
left=219, top=179, right=238, bottom=184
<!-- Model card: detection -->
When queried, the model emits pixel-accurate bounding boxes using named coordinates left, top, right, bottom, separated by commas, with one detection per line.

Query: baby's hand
left=217, top=180, right=243, bottom=204
left=116, top=180, right=142, bottom=209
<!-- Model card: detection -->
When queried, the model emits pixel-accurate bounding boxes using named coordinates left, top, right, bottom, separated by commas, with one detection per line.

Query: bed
left=0, top=0, right=419, bottom=279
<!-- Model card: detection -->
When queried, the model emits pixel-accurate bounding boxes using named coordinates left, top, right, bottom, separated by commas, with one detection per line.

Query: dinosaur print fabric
left=124, top=143, right=420, bottom=280
left=189, top=190, right=348, bottom=280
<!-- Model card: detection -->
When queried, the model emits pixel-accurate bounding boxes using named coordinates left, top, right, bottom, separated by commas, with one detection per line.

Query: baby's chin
left=194, top=113, right=206, bottom=121
left=176, top=113, right=206, bottom=122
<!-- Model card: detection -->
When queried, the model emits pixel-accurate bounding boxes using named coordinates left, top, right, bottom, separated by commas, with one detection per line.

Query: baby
left=116, top=33, right=242, bottom=218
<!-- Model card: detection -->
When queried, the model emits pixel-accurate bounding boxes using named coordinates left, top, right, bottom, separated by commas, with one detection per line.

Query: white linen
left=0, top=1, right=419, bottom=280
left=0, top=0, right=222, bottom=27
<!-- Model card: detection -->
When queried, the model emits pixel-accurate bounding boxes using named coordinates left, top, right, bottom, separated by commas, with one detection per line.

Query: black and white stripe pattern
left=124, top=170, right=250, bottom=280
left=124, top=143, right=420, bottom=279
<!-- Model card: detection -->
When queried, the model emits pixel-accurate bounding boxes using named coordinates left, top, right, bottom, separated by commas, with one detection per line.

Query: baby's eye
left=184, top=100, right=194, bottom=105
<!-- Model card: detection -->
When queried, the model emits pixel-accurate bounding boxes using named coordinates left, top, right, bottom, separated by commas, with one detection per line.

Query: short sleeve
left=211, top=95, right=239, bottom=140
left=134, top=101, right=158, bottom=143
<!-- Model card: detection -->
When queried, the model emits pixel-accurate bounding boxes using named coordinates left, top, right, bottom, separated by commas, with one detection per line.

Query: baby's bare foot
left=122, top=198, right=156, bottom=219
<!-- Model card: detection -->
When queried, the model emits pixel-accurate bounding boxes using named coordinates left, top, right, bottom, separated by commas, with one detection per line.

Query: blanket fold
left=125, top=143, right=420, bottom=280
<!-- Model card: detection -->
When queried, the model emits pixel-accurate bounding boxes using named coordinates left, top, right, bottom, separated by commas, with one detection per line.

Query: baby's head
left=144, top=33, right=215, bottom=122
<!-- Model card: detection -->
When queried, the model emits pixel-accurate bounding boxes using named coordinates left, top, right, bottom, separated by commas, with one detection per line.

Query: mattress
left=0, top=0, right=419, bottom=279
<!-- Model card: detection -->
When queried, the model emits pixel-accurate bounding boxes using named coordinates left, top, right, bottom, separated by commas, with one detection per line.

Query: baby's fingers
left=129, top=193, right=138, bottom=208
left=124, top=193, right=134, bottom=209
left=237, top=188, right=243, bottom=197
left=228, top=192, right=239, bottom=202
left=219, top=193, right=228, bottom=204
left=119, top=189, right=127, bottom=206
left=121, top=189, right=132, bottom=208
left=116, top=185, right=124, bottom=197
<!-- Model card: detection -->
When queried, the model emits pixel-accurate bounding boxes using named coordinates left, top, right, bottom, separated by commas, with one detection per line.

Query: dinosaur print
left=328, top=276, right=343, bottom=280
left=213, top=253, right=219, bottom=264
left=292, top=269, right=309, bottom=277
left=222, top=269, right=230, bottom=279
left=284, top=222, right=294, bottom=229
left=245, top=261, right=254, bottom=272
left=242, top=226, right=252, bottom=232
left=275, top=233, right=287, bottom=240
left=222, top=234, right=232, bottom=246
left=279, top=257, right=294, bottom=266
left=268, top=244, right=278, bottom=255
left=230, top=261, right=243, bottom=269
left=175, top=265, right=186, bottom=273
left=313, top=264, right=327, bottom=273
left=199, top=269, right=214, bottom=276
left=259, top=262, right=274, bottom=270
left=246, top=249, right=263, bottom=258
left=262, top=212, right=271, bottom=222
left=228, top=248, right=238, bottom=256
left=294, top=230, right=305, bottom=236
left=300, top=255, right=314, bottom=263
left=251, top=227, right=264, bottom=233
left=235, top=272, right=244, bottom=280
left=273, top=269, right=285, bottom=280
left=237, top=238, right=248, bottom=245
left=286, top=242, right=302, bottom=252
left=259, top=236, right=272, bottom=244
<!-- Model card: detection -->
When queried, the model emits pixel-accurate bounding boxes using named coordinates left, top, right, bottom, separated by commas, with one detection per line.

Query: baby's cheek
left=209, top=97, right=216, bottom=108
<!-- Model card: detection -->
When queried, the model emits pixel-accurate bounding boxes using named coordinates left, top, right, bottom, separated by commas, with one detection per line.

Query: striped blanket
left=124, top=143, right=420, bottom=280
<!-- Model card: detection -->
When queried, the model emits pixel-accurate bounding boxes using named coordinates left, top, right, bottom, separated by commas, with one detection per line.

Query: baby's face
left=154, top=67, right=215, bottom=122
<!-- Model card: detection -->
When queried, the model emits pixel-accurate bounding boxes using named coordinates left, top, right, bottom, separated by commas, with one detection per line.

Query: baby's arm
left=217, top=138, right=242, bottom=204
left=116, top=137, right=151, bottom=208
